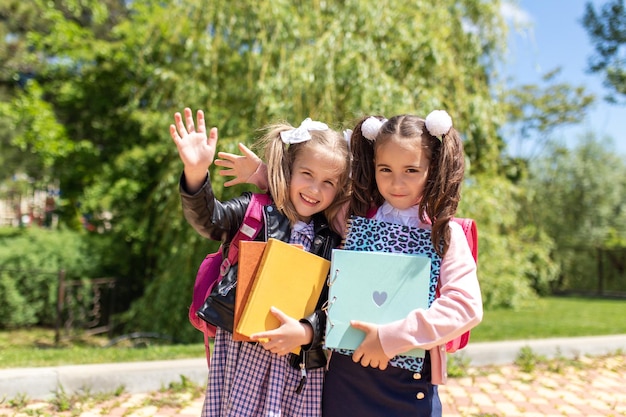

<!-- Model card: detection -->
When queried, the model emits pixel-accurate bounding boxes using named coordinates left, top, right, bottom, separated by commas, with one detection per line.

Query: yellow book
left=234, top=241, right=303, bottom=342
left=236, top=238, right=330, bottom=341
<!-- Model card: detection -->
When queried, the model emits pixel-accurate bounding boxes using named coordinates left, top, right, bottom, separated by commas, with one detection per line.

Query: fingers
left=215, top=153, right=241, bottom=187
left=215, top=151, right=239, bottom=164
left=173, top=112, right=187, bottom=138
left=352, top=351, right=384, bottom=369
left=214, top=154, right=235, bottom=168
left=223, top=178, right=243, bottom=187
left=207, top=127, right=218, bottom=149
left=239, top=143, right=262, bottom=164
left=184, top=107, right=195, bottom=133
left=353, top=351, right=372, bottom=367
left=252, top=334, right=291, bottom=356
left=269, top=306, right=288, bottom=324
left=350, top=320, right=364, bottom=331
left=173, top=108, right=210, bottom=138
left=196, top=109, right=206, bottom=134
left=238, top=142, right=255, bottom=158
left=169, top=124, right=181, bottom=142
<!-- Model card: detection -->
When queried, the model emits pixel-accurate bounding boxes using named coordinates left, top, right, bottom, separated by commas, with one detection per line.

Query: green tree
left=583, top=0, right=626, bottom=103
left=3, top=0, right=573, bottom=337
left=502, top=69, right=595, bottom=162
left=458, top=175, right=559, bottom=308
left=0, top=1, right=57, bottom=198
left=522, top=135, right=626, bottom=293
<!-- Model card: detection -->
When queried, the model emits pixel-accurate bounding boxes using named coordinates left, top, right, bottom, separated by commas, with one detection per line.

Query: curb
left=2, top=335, right=625, bottom=400
left=455, top=333, right=626, bottom=366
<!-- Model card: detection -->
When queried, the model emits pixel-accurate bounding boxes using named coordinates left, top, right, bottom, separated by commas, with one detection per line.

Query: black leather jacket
left=180, top=173, right=341, bottom=370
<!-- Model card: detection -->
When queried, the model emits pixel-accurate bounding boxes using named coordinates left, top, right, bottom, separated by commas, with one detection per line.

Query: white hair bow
left=280, top=118, right=329, bottom=144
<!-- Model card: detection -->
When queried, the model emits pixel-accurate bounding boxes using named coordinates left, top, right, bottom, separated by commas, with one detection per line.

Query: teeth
left=302, top=194, right=318, bottom=204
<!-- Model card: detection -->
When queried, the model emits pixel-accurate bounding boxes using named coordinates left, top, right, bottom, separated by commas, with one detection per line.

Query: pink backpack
left=189, top=192, right=272, bottom=366
left=365, top=208, right=478, bottom=353
left=442, top=217, right=477, bottom=352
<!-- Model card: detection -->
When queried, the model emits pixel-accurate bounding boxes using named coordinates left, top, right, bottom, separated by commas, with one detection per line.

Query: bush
left=458, top=175, right=559, bottom=309
left=0, top=227, right=98, bottom=328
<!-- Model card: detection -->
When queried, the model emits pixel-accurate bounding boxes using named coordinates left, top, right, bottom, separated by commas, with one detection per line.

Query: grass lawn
left=0, top=329, right=206, bottom=369
left=1, top=295, right=624, bottom=368
left=470, top=295, right=626, bottom=342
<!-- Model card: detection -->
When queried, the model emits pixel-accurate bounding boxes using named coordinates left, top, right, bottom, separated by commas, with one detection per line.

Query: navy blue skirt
left=322, top=352, right=442, bottom=417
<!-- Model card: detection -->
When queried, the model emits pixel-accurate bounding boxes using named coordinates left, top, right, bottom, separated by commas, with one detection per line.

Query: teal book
left=324, top=249, right=431, bottom=357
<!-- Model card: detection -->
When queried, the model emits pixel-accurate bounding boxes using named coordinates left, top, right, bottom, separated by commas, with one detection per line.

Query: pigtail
left=348, top=116, right=385, bottom=218
left=421, top=120, right=465, bottom=258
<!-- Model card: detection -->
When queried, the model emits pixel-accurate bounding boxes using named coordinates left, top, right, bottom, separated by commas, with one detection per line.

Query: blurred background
left=0, top=0, right=624, bottom=346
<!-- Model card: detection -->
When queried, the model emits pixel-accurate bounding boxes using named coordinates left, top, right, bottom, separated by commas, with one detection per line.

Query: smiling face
left=374, top=137, right=430, bottom=210
left=288, top=143, right=343, bottom=223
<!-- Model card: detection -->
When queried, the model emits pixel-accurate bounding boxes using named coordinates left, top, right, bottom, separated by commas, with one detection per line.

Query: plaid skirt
left=202, top=328, right=323, bottom=417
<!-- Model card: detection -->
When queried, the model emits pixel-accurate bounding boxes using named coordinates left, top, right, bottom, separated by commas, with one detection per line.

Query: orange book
left=233, top=241, right=266, bottom=342
left=234, top=241, right=304, bottom=342
left=235, top=238, right=330, bottom=345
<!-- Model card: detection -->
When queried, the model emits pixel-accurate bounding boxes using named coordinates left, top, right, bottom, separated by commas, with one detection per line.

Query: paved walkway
left=1, top=335, right=625, bottom=416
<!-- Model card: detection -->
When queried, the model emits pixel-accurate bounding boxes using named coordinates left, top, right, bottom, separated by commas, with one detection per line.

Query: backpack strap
left=445, top=217, right=478, bottom=353
left=195, top=192, right=272, bottom=367
left=451, top=218, right=478, bottom=263
left=222, top=193, right=272, bottom=273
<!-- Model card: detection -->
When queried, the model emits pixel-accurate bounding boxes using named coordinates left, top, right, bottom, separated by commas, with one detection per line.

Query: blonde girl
left=170, top=108, right=350, bottom=417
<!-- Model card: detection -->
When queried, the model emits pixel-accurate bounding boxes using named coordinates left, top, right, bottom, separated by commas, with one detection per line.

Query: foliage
left=458, top=174, right=559, bottom=308
left=0, top=0, right=600, bottom=340
left=0, top=227, right=98, bottom=327
left=583, top=0, right=626, bottom=104
left=1, top=0, right=510, bottom=340
left=501, top=69, right=595, bottom=160
left=514, top=345, right=545, bottom=373
left=521, top=135, right=626, bottom=292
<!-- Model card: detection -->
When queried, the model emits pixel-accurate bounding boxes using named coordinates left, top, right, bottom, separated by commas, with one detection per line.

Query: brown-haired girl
left=323, top=111, right=482, bottom=417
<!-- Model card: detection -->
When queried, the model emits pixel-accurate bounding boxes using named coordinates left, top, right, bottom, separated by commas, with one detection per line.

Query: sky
left=501, top=0, right=626, bottom=157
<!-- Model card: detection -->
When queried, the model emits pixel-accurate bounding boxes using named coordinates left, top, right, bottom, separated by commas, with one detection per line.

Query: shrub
left=0, top=227, right=98, bottom=328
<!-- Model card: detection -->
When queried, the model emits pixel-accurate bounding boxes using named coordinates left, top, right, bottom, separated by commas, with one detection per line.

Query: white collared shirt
left=374, top=201, right=425, bottom=228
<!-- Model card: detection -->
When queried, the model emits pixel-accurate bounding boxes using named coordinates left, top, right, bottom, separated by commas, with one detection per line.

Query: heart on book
left=372, top=291, right=387, bottom=306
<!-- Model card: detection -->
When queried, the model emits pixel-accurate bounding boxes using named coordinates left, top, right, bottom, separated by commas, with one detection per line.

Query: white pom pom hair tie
left=361, top=117, right=387, bottom=141
left=425, top=110, right=453, bottom=141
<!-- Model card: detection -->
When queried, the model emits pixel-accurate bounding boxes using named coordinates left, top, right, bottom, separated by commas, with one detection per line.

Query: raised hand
left=170, top=107, right=218, bottom=192
left=215, top=142, right=265, bottom=188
